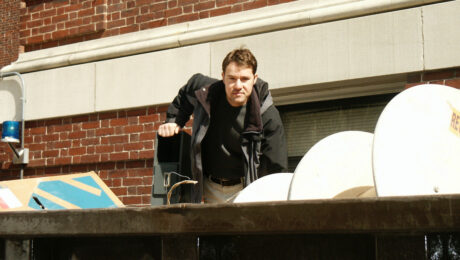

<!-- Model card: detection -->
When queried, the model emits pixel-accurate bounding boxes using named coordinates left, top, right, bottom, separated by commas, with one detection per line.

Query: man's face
left=222, top=62, right=258, bottom=107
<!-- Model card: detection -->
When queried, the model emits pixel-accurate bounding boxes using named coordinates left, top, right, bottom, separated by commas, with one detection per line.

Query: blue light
left=1, top=121, right=20, bottom=143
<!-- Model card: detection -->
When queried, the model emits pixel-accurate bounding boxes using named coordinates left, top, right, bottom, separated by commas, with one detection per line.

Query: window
left=278, top=94, right=396, bottom=172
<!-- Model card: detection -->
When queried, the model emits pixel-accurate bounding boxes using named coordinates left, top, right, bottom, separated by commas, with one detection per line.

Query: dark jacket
left=166, top=73, right=288, bottom=203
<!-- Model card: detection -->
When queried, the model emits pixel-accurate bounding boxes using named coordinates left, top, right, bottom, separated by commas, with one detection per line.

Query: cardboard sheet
left=0, top=171, right=124, bottom=211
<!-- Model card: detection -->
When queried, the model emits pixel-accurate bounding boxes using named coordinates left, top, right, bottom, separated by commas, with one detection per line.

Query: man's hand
left=158, top=123, right=181, bottom=137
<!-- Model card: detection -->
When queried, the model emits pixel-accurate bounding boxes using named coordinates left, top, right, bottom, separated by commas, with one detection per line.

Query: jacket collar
left=195, top=81, right=263, bottom=133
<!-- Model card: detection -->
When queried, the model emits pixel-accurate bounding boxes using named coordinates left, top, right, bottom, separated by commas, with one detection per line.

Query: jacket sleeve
left=165, top=73, right=218, bottom=127
left=258, top=105, right=289, bottom=176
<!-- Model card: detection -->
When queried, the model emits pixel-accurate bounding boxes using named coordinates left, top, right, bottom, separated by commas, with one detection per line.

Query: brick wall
left=0, top=0, right=21, bottom=68
left=406, top=68, right=460, bottom=89
left=20, top=0, right=294, bottom=52
left=0, top=104, right=191, bottom=207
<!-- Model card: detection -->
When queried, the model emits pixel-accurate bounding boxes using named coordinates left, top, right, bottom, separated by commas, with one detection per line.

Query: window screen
left=278, top=94, right=396, bottom=172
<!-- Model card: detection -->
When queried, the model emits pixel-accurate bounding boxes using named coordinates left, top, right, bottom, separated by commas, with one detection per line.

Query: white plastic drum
left=288, top=131, right=375, bottom=200
left=233, top=173, right=293, bottom=203
left=373, top=84, right=460, bottom=196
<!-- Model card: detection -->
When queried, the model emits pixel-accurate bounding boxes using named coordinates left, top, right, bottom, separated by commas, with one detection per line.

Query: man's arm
left=159, top=73, right=218, bottom=137
left=258, top=105, right=289, bottom=176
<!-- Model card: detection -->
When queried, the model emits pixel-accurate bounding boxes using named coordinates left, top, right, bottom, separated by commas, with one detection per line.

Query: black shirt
left=202, top=98, right=246, bottom=179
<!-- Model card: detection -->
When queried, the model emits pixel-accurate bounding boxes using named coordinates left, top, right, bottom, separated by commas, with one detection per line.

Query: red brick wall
left=20, top=0, right=295, bottom=52
left=406, top=68, right=460, bottom=89
left=0, top=0, right=21, bottom=68
left=0, top=104, right=191, bottom=206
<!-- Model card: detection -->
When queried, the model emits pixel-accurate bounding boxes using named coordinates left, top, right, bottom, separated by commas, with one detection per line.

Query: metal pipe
left=0, top=71, right=26, bottom=179
left=7, top=143, right=21, bottom=158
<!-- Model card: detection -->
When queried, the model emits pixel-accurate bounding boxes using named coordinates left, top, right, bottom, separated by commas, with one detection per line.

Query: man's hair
left=222, top=48, right=257, bottom=74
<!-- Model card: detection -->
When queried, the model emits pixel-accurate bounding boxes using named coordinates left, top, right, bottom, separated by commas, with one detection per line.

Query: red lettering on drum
left=452, top=113, right=458, bottom=130
left=450, top=110, right=460, bottom=136
left=456, top=113, right=459, bottom=131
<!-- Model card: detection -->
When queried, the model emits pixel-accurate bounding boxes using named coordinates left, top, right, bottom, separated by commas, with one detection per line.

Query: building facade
left=1, top=0, right=460, bottom=206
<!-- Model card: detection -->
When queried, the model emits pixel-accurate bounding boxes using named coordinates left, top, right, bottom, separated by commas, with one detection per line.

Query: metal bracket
left=8, top=144, right=29, bottom=164
left=164, top=172, right=171, bottom=188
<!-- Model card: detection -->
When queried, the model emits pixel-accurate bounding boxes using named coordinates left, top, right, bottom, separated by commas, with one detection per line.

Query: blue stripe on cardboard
left=36, top=180, right=117, bottom=209
left=73, top=176, right=100, bottom=189
left=28, top=193, right=66, bottom=210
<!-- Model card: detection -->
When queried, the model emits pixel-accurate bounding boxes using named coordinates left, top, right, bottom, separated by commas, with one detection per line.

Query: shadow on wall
left=0, top=78, right=22, bottom=122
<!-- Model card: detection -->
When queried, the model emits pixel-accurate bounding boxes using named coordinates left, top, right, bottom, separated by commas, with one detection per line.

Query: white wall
left=423, top=1, right=460, bottom=70
left=0, top=79, right=22, bottom=122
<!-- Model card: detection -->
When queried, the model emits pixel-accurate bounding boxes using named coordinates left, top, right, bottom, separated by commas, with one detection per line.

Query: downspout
left=0, top=71, right=27, bottom=179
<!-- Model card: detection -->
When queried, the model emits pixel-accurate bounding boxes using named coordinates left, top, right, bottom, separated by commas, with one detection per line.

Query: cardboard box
left=0, top=171, right=124, bottom=211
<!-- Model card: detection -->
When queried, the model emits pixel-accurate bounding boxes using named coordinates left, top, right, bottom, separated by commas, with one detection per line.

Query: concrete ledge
left=1, top=0, right=445, bottom=74
left=1, top=195, right=459, bottom=237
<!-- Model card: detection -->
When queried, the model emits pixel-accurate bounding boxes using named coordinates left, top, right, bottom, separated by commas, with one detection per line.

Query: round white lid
left=373, top=84, right=460, bottom=196
left=234, top=173, right=293, bottom=203
left=288, top=131, right=375, bottom=200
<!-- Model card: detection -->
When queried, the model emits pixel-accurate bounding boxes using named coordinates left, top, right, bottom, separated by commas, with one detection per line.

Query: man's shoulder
left=261, top=103, right=282, bottom=124
left=188, top=73, right=219, bottom=88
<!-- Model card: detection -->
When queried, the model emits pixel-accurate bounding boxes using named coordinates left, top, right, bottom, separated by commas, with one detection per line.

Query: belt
left=208, top=175, right=243, bottom=186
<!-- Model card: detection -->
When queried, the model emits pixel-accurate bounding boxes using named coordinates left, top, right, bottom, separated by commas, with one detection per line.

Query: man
left=158, top=48, right=287, bottom=203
